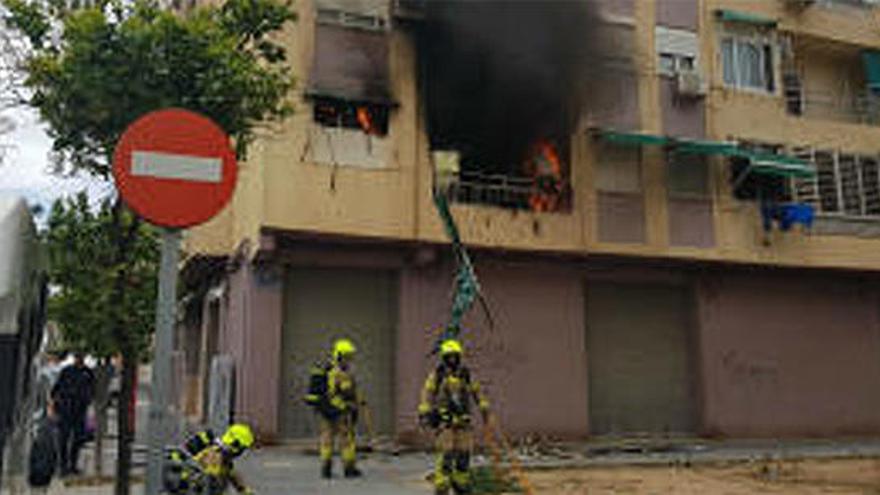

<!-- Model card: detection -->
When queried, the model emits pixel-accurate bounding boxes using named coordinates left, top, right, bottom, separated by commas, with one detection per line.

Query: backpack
left=184, top=429, right=216, bottom=456
left=28, top=418, right=58, bottom=487
left=304, top=361, right=338, bottom=419
left=434, top=365, right=473, bottom=417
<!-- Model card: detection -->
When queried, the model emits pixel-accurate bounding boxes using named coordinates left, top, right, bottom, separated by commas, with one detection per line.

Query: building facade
left=180, top=0, right=880, bottom=442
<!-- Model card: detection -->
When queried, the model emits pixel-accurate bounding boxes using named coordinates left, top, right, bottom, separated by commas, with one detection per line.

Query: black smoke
left=417, top=0, right=604, bottom=174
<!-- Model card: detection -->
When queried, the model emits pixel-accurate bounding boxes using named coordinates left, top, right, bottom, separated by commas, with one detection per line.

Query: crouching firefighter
left=419, top=338, right=490, bottom=495
left=163, top=423, right=256, bottom=494
left=305, top=338, right=366, bottom=479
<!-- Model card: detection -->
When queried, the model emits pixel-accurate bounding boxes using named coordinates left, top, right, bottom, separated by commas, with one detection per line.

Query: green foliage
left=470, top=466, right=523, bottom=494
left=3, top=0, right=296, bottom=175
left=45, top=192, right=159, bottom=358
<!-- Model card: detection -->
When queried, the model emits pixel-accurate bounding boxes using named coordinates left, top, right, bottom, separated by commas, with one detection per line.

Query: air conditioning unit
left=675, top=70, right=706, bottom=98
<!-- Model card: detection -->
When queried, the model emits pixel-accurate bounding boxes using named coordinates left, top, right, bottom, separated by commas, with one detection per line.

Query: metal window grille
left=787, top=146, right=880, bottom=218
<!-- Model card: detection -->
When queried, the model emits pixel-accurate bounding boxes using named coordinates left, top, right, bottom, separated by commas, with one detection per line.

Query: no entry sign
left=112, top=108, right=237, bottom=228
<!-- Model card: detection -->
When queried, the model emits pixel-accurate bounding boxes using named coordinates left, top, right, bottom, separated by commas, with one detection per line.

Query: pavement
left=22, top=437, right=880, bottom=494
left=33, top=448, right=434, bottom=494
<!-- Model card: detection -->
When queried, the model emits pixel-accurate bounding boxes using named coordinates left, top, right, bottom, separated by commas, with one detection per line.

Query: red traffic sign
left=113, top=109, right=237, bottom=228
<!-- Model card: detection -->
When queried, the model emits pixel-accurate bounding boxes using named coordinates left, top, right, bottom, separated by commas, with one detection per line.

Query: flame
left=357, top=106, right=374, bottom=134
left=527, top=139, right=563, bottom=212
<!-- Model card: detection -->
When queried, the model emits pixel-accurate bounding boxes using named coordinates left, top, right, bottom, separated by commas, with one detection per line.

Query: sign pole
left=113, top=109, right=237, bottom=494
left=145, top=228, right=181, bottom=495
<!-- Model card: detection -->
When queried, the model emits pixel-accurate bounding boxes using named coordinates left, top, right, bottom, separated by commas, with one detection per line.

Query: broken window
left=313, top=97, right=389, bottom=136
left=418, top=2, right=588, bottom=213
left=305, top=9, right=394, bottom=169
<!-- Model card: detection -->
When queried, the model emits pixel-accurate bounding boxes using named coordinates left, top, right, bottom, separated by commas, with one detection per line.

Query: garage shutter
left=586, top=282, right=697, bottom=435
left=279, top=267, right=397, bottom=438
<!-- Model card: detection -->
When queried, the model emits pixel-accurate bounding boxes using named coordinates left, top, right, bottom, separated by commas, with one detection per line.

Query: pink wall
left=656, top=0, right=698, bottom=30
left=398, top=257, right=589, bottom=439
left=660, top=78, right=706, bottom=139
left=221, top=262, right=283, bottom=438
left=697, top=272, right=880, bottom=437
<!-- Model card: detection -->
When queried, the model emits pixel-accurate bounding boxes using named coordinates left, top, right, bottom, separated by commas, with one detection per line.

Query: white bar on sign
left=132, top=151, right=223, bottom=183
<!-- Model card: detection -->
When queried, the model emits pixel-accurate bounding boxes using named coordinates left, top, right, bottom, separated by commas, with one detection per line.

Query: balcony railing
left=785, top=88, right=880, bottom=125
left=435, top=171, right=572, bottom=212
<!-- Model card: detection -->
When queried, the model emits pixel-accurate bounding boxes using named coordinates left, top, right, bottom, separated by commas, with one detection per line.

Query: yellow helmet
left=440, top=339, right=463, bottom=357
left=333, top=338, right=357, bottom=360
left=222, top=423, right=255, bottom=454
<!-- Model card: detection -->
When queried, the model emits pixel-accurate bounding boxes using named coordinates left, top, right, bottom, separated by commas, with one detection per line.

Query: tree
left=47, top=194, right=159, bottom=360
left=46, top=194, right=160, bottom=469
left=2, top=0, right=296, bottom=492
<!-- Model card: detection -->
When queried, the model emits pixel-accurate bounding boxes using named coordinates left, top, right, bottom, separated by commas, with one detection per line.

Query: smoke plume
left=417, top=0, right=604, bottom=173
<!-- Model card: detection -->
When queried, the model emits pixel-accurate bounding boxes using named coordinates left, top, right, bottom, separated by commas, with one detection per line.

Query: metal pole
left=144, top=229, right=181, bottom=495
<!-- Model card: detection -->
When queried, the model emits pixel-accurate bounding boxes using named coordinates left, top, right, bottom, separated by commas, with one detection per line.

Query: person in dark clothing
left=51, top=353, right=95, bottom=476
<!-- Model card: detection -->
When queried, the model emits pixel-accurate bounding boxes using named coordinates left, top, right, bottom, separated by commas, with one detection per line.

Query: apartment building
left=180, top=0, right=880, bottom=442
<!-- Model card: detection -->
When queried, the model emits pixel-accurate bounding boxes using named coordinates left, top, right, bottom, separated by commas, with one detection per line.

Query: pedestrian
left=418, top=338, right=490, bottom=495
left=308, top=338, right=366, bottom=479
left=51, top=352, right=95, bottom=476
left=34, top=351, right=65, bottom=420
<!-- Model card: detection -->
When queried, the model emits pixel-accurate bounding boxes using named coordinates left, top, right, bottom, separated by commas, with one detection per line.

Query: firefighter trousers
left=319, top=415, right=357, bottom=468
left=434, top=426, right=474, bottom=495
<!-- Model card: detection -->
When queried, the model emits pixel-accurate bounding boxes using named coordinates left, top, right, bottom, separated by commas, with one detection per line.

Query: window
left=597, top=145, right=641, bottom=193
left=658, top=53, right=696, bottom=76
left=313, top=98, right=389, bottom=136
left=656, top=26, right=699, bottom=76
left=729, top=142, right=788, bottom=201
left=789, top=148, right=880, bottom=218
left=659, top=53, right=677, bottom=74
left=668, top=153, right=709, bottom=197
left=308, top=14, right=392, bottom=104
left=721, top=35, right=775, bottom=92
left=308, top=98, right=390, bottom=169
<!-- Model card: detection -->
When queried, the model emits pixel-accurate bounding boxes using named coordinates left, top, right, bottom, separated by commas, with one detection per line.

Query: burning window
left=305, top=8, right=394, bottom=168
left=313, top=98, right=389, bottom=136
left=417, top=2, right=598, bottom=213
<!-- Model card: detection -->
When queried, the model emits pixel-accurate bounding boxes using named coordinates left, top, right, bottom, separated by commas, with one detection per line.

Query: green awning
left=595, top=129, right=814, bottom=178
left=747, top=152, right=816, bottom=178
left=715, top=9, right=777, bottom=27
left=862, top=50, right=880, bottom=92
left=673, top=139, right=742, bottom=157
left=598, top=130, right=669, bottom=147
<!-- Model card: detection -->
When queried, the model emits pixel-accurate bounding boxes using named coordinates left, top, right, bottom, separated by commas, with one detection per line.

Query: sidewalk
left=24, top=438, right=880, bottom=495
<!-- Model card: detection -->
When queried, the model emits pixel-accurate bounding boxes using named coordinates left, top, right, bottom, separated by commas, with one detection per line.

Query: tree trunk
left=93, top=359, right=113, bottom=477
left=113, top=349, right=137, bottom=495
left=107, top=199, right=143, bottom=495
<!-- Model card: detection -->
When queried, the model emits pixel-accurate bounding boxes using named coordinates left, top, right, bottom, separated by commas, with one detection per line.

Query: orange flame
left=527, top=139, right=563, bottom=212
left=357, top=106, right=374, bottom=134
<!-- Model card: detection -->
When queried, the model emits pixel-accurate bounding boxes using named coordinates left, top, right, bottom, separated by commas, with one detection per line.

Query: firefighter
left=419, top=338, right=490, bottom=495
left=164, top=423, right=256, bottom=494
left=319, top=338, right=365, bottom=479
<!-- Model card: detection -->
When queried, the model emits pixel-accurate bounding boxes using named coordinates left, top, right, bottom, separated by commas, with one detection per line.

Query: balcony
left=436, top=171, right=573, bottom=213
left=785, top=86, right=880, bottom=125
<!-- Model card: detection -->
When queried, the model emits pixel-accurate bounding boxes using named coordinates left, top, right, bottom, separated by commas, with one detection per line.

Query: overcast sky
left=0, top=108, right=111, bottom=213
